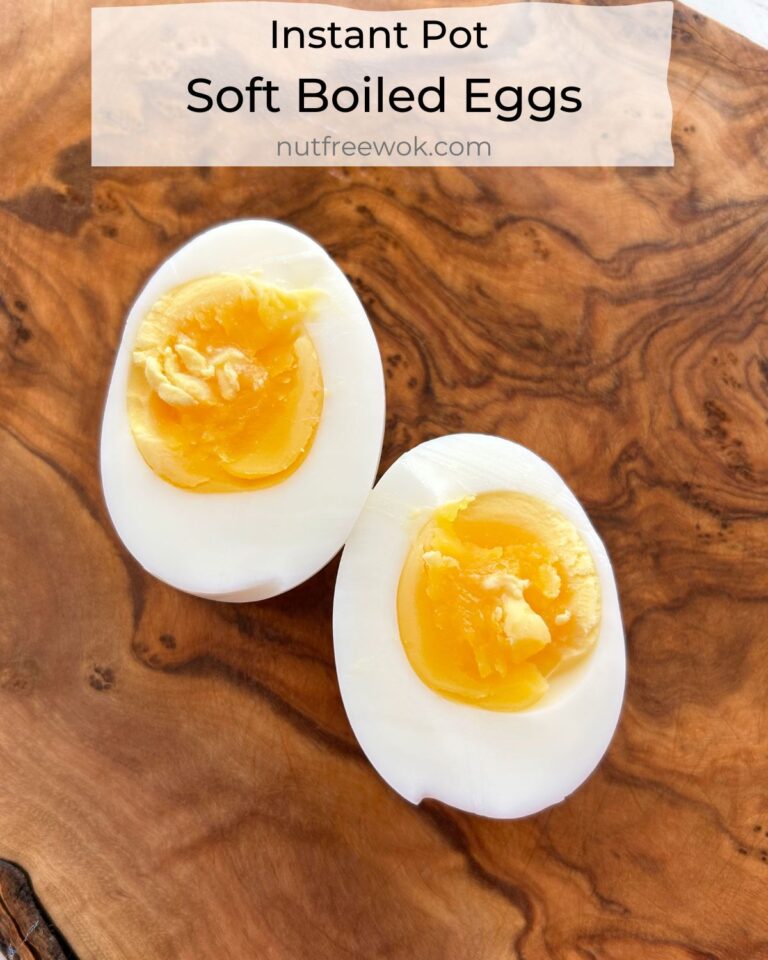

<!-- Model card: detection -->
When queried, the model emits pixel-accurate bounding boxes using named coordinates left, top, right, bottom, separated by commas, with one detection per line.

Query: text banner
left=92, top=2, right=674, bottom=167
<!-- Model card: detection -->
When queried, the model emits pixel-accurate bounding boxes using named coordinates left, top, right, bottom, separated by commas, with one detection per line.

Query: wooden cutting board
left=1, top=1, right=767, bottom=957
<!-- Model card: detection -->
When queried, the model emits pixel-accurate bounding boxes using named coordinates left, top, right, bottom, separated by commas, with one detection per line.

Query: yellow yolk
left=397, top=492, right=601, bottom=711
left=127, top=274, right=323, bottom=492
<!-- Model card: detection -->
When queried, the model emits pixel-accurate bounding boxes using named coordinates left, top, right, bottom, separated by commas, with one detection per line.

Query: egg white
left=101, top=220, right=385, bottom=601
left=333, top=434, right=625, bottom=819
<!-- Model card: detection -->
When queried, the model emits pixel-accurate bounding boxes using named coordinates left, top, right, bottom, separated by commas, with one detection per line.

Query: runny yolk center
left=397, top=492, right=601, bottom=711
left=127, top=273, right=323, bottom=492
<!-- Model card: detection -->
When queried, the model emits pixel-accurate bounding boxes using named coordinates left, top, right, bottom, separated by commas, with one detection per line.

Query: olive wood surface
left=1, top=1, right=767, bottom=958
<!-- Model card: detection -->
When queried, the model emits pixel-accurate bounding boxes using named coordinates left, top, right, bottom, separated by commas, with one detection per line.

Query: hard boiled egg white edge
left=100, top=220, right=385, bottom=601
left=333, top=433, right=626, bottom=819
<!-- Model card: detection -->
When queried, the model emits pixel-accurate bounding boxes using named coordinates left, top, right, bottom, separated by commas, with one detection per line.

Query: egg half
left=101, top=220, right=385, bottom=601
left=333, top=434, right=625, bottom=818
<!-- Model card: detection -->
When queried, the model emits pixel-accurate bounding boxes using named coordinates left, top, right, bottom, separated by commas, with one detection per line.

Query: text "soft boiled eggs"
left=101, top=220, right=385, bottom=601
left=333, top=434, right=625, bottom=818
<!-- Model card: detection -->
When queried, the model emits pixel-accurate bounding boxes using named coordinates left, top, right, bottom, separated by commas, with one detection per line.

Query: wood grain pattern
left=2, top=1, right=768, bottom=958
left=0, top=861, right=73, bottom=960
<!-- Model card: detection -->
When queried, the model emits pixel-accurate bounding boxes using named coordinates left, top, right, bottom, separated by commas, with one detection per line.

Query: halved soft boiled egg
left=333, top=434, right=625, bottom=819
left=101, top=220, right=385, bottom=601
